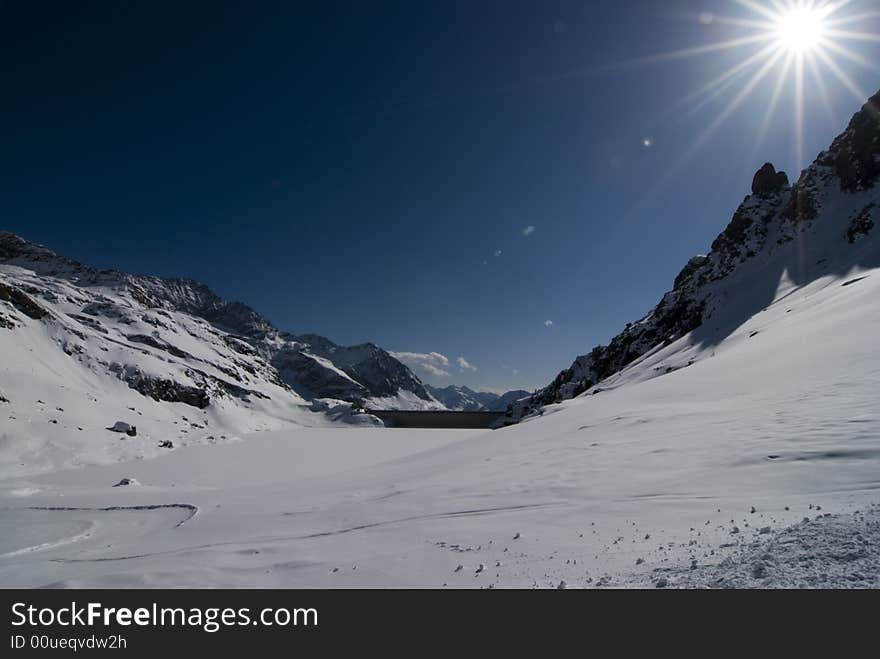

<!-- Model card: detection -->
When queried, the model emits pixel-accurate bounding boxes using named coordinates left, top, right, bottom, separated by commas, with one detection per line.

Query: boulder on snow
left=158, top=440, right=174, bottom=449
left=112, top=477, right=140, bottom=487
left=107, top=421, right=137, bottom=436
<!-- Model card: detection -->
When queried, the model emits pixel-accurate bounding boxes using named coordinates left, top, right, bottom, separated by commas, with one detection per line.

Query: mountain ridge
left=425, top=384, right=530, bottom=412
left=0, top=230, right=440, bottom=408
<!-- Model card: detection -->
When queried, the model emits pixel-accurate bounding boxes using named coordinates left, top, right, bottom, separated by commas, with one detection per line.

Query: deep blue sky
left=2, top=1, right=879, bottom=391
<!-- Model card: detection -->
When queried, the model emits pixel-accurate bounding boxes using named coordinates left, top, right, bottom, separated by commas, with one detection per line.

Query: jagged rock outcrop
left=751, top=163, right=790, bottom=197
left=109, top=364, right=212, bottom=409
left=820, top=89, right=880, bottom=192
left=0, top=281, right=48, bottom=319
left=847, top=204, right=875, bottom=243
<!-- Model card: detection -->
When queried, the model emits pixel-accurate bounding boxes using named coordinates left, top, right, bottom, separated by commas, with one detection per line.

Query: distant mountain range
left=425, top=384, right=530, bottom=412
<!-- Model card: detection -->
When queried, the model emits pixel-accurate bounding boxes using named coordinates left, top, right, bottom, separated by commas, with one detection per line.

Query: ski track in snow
left=25, top=503, right=199, bottom=527
left=0, top=505, right=197, bottom=562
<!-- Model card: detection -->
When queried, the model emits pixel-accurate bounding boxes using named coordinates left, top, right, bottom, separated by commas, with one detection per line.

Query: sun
left=626, top=0, right=880, bottom=171
left=775, top=7, right=827, bottom=53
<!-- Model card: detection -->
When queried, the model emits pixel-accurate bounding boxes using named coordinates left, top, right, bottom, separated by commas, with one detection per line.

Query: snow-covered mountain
left=426, top=384, right=530, bottom=411
left=0, top=235, right=445, bottom=473
left=513, top=88, right=880, bottom=421
left=291, top=334, right=443, bottom=410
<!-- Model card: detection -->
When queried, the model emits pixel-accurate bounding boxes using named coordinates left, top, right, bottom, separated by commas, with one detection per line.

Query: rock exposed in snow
left=650, top=507, right=880, bottom=589
left=107, top=421, right=137, bottom=436
left=112, top=477, right=140, bottom=487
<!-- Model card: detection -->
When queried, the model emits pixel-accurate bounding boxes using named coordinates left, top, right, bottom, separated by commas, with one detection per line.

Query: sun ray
left=679, top=72, right=749, bottom=121
left=699, top=14, right=777, bottom=30
left=750, top=52, right=795, bottom=162
left=619, top=33, right=777, bottom=68
left=812, top=46, right=867, bottom=101
left=734, top=0, right=783, bottom=23
left=675, top=42, right=782, bottom=113
left=688, top=47, right=787, bottom=156
left=810, top=0, right=854, bottom=15
left=819, top=38, right=880, bottom=72
left=634, top=47, right=789, bottom=215
left=824, top=29, right=880, bottom=42
left=805, top=51, right=840, bottom=130
left=825, top=11, right=880, bottom=27
left=794, top=52, right=806, bottom=170
left=822, top=0, right=859, bottom=14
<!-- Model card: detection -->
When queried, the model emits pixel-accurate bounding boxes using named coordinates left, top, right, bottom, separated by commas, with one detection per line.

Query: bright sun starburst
left=775, top=6, right=829, bottom=53
left=631, top=0, right=880, bottom=172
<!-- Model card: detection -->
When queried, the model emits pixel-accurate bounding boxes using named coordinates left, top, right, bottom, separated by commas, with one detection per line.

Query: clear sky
left=2, top=1, right=879, bottom=392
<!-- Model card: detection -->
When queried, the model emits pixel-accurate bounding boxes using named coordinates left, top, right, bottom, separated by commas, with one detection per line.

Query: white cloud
left=457, top=356, right=477, bottom=372
left=422, top=363, right=452, bottom=377
left=391, top=351, right=451, bottom=378
left=544, top=320, right=554, bottom=327
left=522, top=225, right=535, bottom=236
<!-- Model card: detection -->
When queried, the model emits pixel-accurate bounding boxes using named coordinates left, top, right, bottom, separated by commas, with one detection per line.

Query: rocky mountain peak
left=819, top=89, right=880, bottom=192
left=751, top=163, right=790, bottom=197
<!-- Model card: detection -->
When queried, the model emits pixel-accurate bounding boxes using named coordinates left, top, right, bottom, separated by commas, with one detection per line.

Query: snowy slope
left=1, top=257, right=878, bottom=587
left=0, top=259, right=319, bottom=477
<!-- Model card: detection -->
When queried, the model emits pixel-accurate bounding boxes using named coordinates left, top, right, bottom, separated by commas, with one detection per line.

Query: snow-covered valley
left=2, top=90, right=880, bottom=588
left=1, top=250, right=879, bottom=587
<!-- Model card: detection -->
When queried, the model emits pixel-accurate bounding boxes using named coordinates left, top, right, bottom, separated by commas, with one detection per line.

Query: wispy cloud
left=522, top=225, right=535, bottom=236
left=544, top=320, right=554, bottom=327
left=457, top=356, right=477, bottom=372
left=391, top=351, right=451, bottom=377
